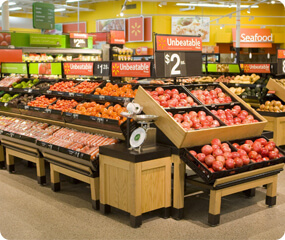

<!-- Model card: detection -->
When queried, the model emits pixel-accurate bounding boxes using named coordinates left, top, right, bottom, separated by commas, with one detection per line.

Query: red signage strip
left=107, top=30, right=125, bottom=44
left=243, top=64, right=271, bottom=73
left=155, top=35, right=202, bottom=52
left=111, top=62, right=151, bottom=77
left=70, top=33, right=88, bottom=39
left=278, top=49, right=285, bottom=59
left=232, top=28, right=273, bottom=48
left=63, top=62, right=93, bottom=76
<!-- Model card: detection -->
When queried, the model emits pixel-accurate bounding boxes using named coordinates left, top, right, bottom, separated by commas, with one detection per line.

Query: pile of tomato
left=48, top=99, right=78, bottom=112
left=49, top=81, right=76, bottom=92
left=94, top=83, right=137, bottom=98
left=27, top=95, right=57, bottom=108
left=70, top=81, right=101, bottom=94
left=68, top=101, right=127, bottom=125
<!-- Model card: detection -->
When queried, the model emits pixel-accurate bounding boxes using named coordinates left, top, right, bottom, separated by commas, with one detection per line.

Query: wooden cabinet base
left=3, top=140, right=46, bottom=185
left=99, top=155, right=172, bottom=228
left=263, top=116, right=285, bottom=146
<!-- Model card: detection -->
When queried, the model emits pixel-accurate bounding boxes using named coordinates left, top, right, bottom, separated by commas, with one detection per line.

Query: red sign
left=89, top=32, right=107, bottom=44
left=232, top=28, right=273, bottom=48
left=70, top=33, right=88, bottom=39
left=107, top=30, right=125, bottom=44
left=243, top=64, right=271, bottom=73
left=0, top=49, right=22, bottom=63
left=62, top=22, right=86, bottom=33
left=144, top=17, right=152, bottom=42
left=128, top=17, right=144, bottom=42
left=63, top=62, right=93, bottom=76
left=155, top=35, right=202, bottom=52
left=278, top=49, right=285, bottom=59
left=111, top=62, right=151, bottom=77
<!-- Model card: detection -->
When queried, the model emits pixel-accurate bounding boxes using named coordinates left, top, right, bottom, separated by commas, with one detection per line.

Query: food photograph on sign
left=0, top=32, right=11, bottom=46
left=96, top=19, right=125, bottom=32
left=39, top=63, right=51, bottom=75
left=171, top=17, right=210, bottom=42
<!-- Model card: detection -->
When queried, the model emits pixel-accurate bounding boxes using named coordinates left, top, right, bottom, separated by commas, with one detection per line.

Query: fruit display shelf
left=181, top=136, right=285, bottom=184
left=135, top=83, right=267, bottom=148
left=266, top=78, right=285, bottom=102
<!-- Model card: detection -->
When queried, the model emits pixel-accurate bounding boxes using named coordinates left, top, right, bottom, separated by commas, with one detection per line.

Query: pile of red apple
left=168, top=110, right=220, bottom=130
left=189, top=138, right=283, bottom=173
left=210, top=105, right=259, bottom=125
left=146, top=87, right=198, bottom=108
left=190, top=87, right=232, bottom=105
left=232, top=138, right=283, bottom=163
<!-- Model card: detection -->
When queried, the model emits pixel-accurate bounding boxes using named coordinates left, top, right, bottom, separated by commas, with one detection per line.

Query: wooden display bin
left=0, top=145, right=5, bottom=169
left=262, top=115, right=285, bottom=146
left=135, top=83, right=267, bottom=148
left=99, top=144, right=172, bottom=228
left=266, top=78, right=285, bottom=102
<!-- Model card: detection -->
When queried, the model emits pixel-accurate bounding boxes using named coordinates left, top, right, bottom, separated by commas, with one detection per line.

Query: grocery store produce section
left=0, top=44, right=284, bottom=228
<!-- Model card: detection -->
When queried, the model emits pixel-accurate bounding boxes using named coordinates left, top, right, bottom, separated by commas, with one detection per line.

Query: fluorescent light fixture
left=158, top=2, right=166, bottom=7
left=271, top=0, right=275, bottom=4
left=120, top=12, right=124, bottom=16
left=0, top=6, right=22, bottom=12
left=9, top=2, right=16, bottom=6
left=220, top=25, right=224, bottom=29
left=247, top=7, right=251, bottom=13
left=267, top=53, right=270, bottom=59
left=66, top=0, right=84, bottom=2
left=54, top=8, right=66, bottom=12
left=158, top=3, right=162, bottom=7
left=176, top=3, right=259, bottom=8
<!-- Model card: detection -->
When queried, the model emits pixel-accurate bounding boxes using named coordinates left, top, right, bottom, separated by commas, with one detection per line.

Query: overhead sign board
left=232, top=28, right=273, bottom=48
left=154, top=34, right=202, bottom=77
left=32, top=2, right=55, bottom=30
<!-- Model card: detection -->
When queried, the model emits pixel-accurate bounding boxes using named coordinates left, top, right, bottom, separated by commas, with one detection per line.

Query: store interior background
left=2, top=0, right=284, bottom=64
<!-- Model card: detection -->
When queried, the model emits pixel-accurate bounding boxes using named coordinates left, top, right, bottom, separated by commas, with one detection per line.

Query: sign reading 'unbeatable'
left=155, top=35, right=202, bottom=52
left=111, top=62, right=151, bottom=77
left=63, top=62, right=93, bottom=76
left=243, top=64, right=271, bottom=74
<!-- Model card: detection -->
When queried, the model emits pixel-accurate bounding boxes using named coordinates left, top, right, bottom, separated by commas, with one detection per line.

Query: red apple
left=225, top=158, right=235, bottom=169
left=234, top=157, right=243, bottom=167
left=189, top=150, right=197, bottom=157
left=211, top=138, right=221, bottom=146
left=201, top=145, right=213, bottom=155
left=268, top=151, right=278, bottom=159
left=241, top=155, right=250, bottom=165
left=205, top=155, right=215, bottom=167
left=216, top=156, right=225, bottom=166
left=248, top=151, right=258, bottom=159
left=213, top=149, right=223, bottom=157
left=212, top=161, right=224, bottom=172
left=197, top=153, right=206, bottom=162
left=155, top=87, right=164, bottom=95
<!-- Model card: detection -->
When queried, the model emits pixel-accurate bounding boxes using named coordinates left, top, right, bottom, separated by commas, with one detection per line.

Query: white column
left=2, top=0, right=9, bottom=31
left=236, top=0, right=241, bottom=63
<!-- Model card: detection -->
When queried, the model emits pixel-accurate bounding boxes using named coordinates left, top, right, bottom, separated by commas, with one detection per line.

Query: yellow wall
left=8, top=1, right=285, bottom=48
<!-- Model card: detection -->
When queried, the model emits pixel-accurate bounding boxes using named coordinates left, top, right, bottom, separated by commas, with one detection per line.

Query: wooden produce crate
left=266, top=78, right=285, bottom=102
left=135, top=83, right=267, bottom=148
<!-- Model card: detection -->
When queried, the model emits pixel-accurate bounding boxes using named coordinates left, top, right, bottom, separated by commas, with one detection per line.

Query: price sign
left=155, top=34, right=202, bottom=77
left=70, top=33, right=88, bottom=48
left=94, top=62, right=110, bottom=76
left=164, top=52, right=186, bottom=77
left=277, top=49, right=285, bottom=75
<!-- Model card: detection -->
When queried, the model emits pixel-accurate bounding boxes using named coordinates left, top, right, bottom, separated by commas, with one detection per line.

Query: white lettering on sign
left=74, top=39, right=86, bottom=47
left=70, top=64, right=92, bottom=70
left=120, top=63, right=150, bottom=72
left=248, top=65, right=270, bottom=71
left=240, top=33, right=273, bottom=43
left=72, top=33, right=88, bottom=39
left=166, top=38, right=201, bottom=48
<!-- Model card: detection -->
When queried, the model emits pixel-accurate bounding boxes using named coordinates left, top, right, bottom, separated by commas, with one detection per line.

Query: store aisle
left=0, top=161, right=285, bottom=240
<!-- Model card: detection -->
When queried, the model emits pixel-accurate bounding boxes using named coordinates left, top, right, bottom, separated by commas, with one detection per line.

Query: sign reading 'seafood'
left=155, top=34, right=202, bottom=52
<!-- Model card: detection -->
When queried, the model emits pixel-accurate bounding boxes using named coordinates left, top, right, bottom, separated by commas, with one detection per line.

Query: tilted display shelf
left=134, top=83, right=267, bottom=148
left=266, top=78, right=285, bottom=102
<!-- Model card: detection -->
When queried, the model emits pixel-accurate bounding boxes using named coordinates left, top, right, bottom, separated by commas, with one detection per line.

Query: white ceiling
left=0, top=0, right=282, bottom=16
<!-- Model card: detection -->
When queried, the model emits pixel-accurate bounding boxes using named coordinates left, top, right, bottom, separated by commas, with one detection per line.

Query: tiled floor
left=0, top=160, right=284, bottom=240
